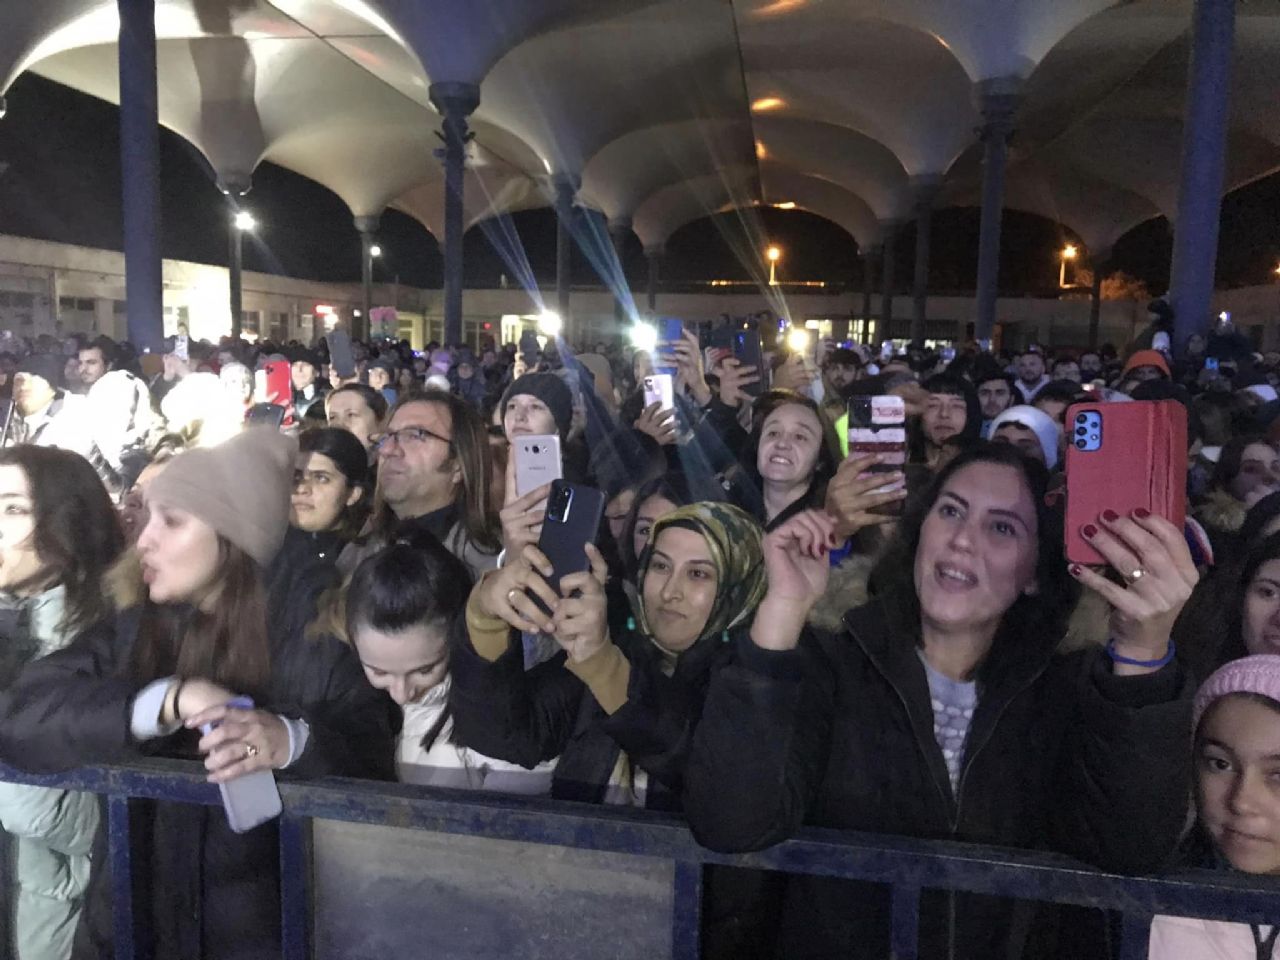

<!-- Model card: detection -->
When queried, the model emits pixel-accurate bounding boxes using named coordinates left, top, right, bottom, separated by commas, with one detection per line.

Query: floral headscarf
left=636, top=502, right=766, bottom=644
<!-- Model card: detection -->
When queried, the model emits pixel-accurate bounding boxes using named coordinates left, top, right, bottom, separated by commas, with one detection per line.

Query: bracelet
left=1105, top=639, right=1175, bottom=668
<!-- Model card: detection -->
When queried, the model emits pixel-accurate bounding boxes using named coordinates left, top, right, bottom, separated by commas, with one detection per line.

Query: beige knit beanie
left=145, top=427, right=297, bottom=568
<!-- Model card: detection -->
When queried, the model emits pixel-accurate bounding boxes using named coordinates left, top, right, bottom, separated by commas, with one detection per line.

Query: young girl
left=344, top=532, right=554, bottom=793
left=0, top=428, right=396, bottom=960
left=1149, top=655, right=1280, bottom=958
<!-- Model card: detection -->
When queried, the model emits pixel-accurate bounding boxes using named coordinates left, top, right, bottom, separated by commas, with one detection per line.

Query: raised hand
left=824, top=453, right=908, bottom=538
left=1069, top=509, right=1200, bottom=674
left=634, top=401, right=678, bottom=446
left=717, top=358, right=760, bottom=409
left=551, top=543, right=611, bottom=663
left=751, top=509, right=839, bottom=651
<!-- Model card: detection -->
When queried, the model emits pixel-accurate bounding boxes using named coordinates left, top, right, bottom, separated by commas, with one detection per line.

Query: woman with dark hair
left=325, top=382, right=388, bottom=455
left=1195, top=435, right=1280, bottom=555
left=0, top=428, right=397, bottom=960
left=733, top=390, right=841, bottom=531
left=289, top=427, right=370, bottom=553
left=345, top=531, right=554, bottom=792
left=910, top=372, right=982, bottom=472
left=0, top=447, right=124, bottom=960
left=685, top=443, right=1197, bottom=959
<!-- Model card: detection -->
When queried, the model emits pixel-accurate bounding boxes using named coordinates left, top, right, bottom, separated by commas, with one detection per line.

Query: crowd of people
left=0, top=304, right=1276, bottom=958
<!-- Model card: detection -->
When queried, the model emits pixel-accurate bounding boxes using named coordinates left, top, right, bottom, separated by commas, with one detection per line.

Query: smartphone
left=1064, top=400, right=1188, bottom=566
left=245, top=402, right=286, bottom=428
left=879, top=341, right=893, bottom=360
left=1204, top=357, right=1220, bottom=372
left=200, top=696, right=283, bottom=834
left=513, top=434, right=563, bottom=498
left=845, top=395, right=908, bottom=516
left=656, top=318, right=683, bottom=376
left=175, top=335, right=189, bottom=362
left=941, top=346, right=957, bottom=363
left=643, top=373, right=675, bottom=412
left=326, top=330, right=356, bottom=379
left=529, top=480, right=606, bottom=616
left=732, top=329, right=765, bottom=398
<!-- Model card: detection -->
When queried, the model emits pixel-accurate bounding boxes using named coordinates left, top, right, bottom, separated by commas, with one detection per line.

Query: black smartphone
left=245, top=402, right=287, bottom=428
left=732, top=328, right=765, bottom=398
left=529, top=480, right=606, bottom=617
left=326, top=330, right=356, bottom=379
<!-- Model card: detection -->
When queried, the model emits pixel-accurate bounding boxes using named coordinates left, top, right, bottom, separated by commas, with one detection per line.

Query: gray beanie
left=146, top=427, right=297, bottom=567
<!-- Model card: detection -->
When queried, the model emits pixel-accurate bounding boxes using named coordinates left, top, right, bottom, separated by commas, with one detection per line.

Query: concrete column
left=117, top=0, right=164, bottom=349
left=861, top=248, right=878, bottom=343
left=228, top=214, right=243, bottom=339
left=428, top=82, right=480, bottom=348
left=553, top=175, right=578, bottom=340
left=972, top=77, right=1022, bottom=344
left=645, top=246, right=664, bottom=315
left=880, top=223, right=903, bottom=340
left=609, top=217, right=632, bottom=327
left=1168, top=0, right=1236, bottom=362
left=355, top=214, right=380, bottom=342
left=910, top=175, right=942, bottom=346
left=1088, top=247, right=1112, bottom=349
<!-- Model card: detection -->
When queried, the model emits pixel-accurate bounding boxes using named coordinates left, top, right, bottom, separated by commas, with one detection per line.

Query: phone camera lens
left=531, top=445, right=540, bottom=454
left=1075, top=414, right=1087, bottom=424
left=1075, top=439, right=1087, bottom=449
left=1075, top=426, right=1086, bottom=436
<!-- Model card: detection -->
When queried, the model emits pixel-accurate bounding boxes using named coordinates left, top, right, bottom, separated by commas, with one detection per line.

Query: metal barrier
left=2, top=759, right=1279, bottom=960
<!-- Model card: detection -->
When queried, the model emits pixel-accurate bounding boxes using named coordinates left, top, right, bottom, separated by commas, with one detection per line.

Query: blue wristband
left=1105, top=639, right=1175, bottom=668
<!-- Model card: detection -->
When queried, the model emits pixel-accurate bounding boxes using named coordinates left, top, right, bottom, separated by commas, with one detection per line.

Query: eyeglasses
left=372, top=425, right=453, bottom=453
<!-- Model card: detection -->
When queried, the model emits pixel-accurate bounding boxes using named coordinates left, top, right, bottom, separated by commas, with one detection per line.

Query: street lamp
left=229, top=209, right=256, bottom=339
left=1059, top=244, right=1078, bottom=289
left=767, top=244, right=783, bottom=286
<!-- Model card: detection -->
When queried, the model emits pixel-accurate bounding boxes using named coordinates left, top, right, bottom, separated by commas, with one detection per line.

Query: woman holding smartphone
left=0, top=428, right=396, bottom=960
left=685, top=443, right=1197, bottom=959
left=733, top=390, right=842, bottom=531
left=0, top=447, right=124, bottom=960
left=450, top=501, right=766, bottom=808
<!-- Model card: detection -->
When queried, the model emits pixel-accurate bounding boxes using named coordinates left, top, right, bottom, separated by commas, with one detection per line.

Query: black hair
left=298, top=427, right=371, bottom=540
left=1211, top=435, right=1273, bottom=497
left=868, top=442, right=1078, bottom=671
left=910, top=373, right=982, bottom=463
left=345, top=529, right=472, bottom=639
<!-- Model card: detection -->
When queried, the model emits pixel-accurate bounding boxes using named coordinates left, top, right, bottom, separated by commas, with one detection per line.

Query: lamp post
left=229, top=209, right=255, bottom=339
left=1058, top=244, right=1078, bottom=289
left=767, top=244, right=782, bottom=286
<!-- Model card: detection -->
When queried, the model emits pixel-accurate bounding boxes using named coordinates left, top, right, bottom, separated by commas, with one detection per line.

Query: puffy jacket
left=0, top=586, right=99, bottom=960
left=0, top=602, right=398, bottom=960
left=683, top=600, right=1194, bottom=960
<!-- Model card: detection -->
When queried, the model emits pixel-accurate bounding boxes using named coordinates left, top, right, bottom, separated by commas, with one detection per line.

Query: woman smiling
left=686, top=443, right=1198, bottom=959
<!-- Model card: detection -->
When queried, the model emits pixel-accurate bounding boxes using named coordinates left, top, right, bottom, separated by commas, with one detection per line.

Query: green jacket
left=0, top=586, right=99, bottom=960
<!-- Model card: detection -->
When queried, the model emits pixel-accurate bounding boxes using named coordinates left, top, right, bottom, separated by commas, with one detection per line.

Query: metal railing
left=2, top=759, right=1278, bottom=960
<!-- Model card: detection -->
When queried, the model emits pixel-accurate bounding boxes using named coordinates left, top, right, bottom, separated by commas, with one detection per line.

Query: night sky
left=3, top=72, right=1280, bottom=298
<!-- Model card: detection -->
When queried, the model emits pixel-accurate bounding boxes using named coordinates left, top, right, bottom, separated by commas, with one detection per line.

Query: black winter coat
left=450, top=624, right=734, bottom=810
left=684, top=601, right=1194, bottom=960
left=0, top=606, right=398, bottom=960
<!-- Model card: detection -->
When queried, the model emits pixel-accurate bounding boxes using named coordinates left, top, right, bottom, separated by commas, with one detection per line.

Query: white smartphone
left=643, top=373, right=675, bottom=412
left=202, top=696, right=283, bottom=834
left=513, top=434, right=563, bottom=498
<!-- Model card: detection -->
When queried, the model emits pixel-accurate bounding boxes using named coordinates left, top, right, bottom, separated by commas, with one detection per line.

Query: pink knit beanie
left=1192, top=655, right=1280, bottom=730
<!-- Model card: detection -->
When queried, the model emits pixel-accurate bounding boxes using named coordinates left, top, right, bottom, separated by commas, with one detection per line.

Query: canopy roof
left=5, top=0, right=1280, bottom=259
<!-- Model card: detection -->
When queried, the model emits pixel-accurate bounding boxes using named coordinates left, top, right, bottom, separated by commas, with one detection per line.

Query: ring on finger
left=506, top=587, right=520, bottom=604
left=1127, top=568, right=1145, bottom=585
left=244, top=743, right=259, bottom=760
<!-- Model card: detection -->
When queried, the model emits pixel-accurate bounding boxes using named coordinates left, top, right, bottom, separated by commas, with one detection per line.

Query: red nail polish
left=1081, top=524, right=1098, bottom=539
left=1101, top=510, right=1119, bottom=523
left=1133, top=507, right=1151, bottom=520
left=1069, top=564, right=1083, bottom=577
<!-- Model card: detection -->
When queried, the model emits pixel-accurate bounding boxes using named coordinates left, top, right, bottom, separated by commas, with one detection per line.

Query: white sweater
left=397, top=677, right=556, bottom=795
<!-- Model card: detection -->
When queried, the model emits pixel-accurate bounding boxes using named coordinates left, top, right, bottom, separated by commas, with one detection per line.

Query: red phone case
left=1064, top=400, right=1187, bottom=565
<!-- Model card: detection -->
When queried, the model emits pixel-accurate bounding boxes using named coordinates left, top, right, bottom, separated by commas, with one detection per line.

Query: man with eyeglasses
left=343, top=394, right=501, bottom=579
